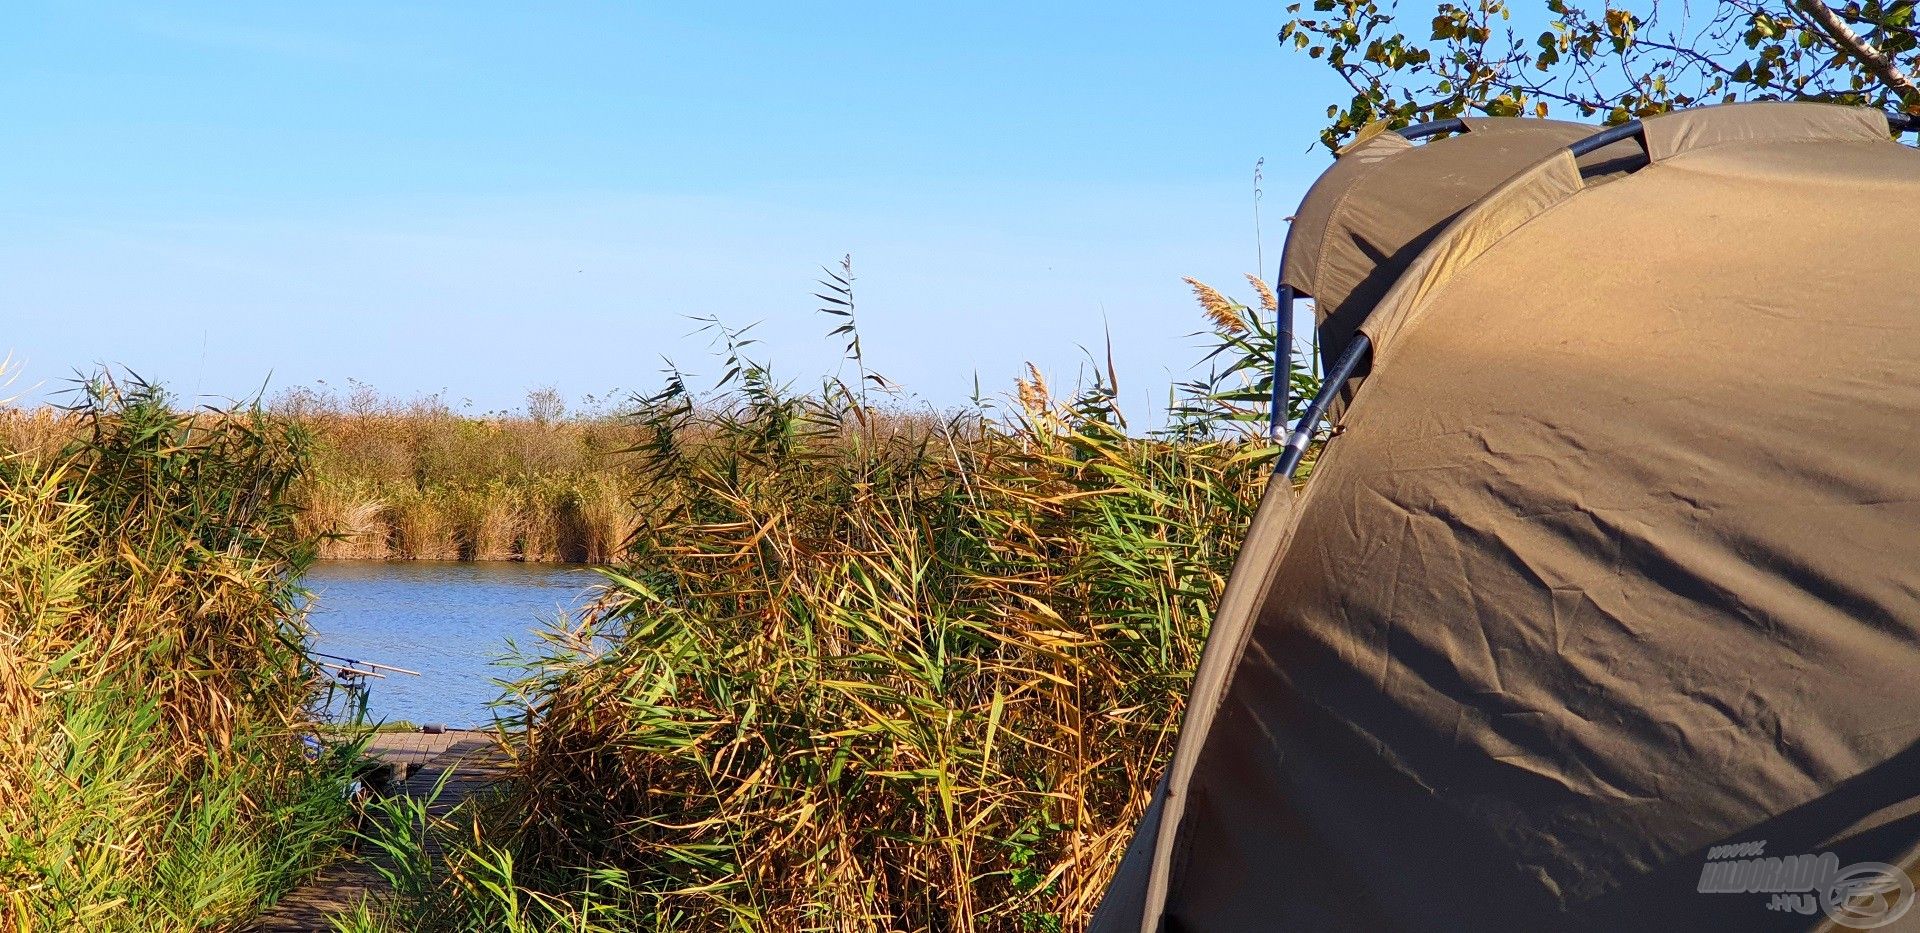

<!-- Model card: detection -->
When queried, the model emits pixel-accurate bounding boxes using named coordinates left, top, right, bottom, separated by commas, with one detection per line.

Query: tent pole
left=1271, top=284, right=1295, bottom=441
left=1397, top=117, right=1467, bottom=141
left=1276, top=333, right=1370, bottom=479
left=1569, top=120, right=1645, bottom=157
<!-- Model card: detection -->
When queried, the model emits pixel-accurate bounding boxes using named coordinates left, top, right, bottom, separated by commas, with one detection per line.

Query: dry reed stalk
left=512, top=483, right=564, bottom=562
left=299, top=481, right=392, bottom=559
left=391, top=489, right=460, bottom=560
left=455, top=483, right=522, bottom=561
left=0, top=407, right=76, bottom=461
left=570, top=476, right=636, bottom=564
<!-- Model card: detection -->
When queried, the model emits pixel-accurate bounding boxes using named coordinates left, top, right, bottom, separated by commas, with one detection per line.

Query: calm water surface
left=302, top=561, right=602, bottom=727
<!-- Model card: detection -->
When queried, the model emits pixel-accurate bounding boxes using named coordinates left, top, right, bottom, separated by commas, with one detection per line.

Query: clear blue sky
left=0, top=2, right=1350, bottom=417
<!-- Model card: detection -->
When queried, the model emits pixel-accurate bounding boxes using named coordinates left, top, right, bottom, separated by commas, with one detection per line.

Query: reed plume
left=1245, top=272, right=1279, bottom=313
left=1184, top=276, right=1247, bottom=333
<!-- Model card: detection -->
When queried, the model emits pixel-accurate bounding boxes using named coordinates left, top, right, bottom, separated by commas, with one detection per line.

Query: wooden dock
left=248, top=729, right=510, bottom=931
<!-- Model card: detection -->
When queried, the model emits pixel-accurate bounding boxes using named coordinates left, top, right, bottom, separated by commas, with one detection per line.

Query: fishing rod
left=312, top=651, right=422, bottom=677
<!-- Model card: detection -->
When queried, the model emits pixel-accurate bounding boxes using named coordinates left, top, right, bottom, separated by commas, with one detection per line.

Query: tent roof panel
left=1641, top=99, right=1889, bottom=161
left=1357, top=102, right=1914, bottom=366
left=1279, top=118, right=1595, bottom=367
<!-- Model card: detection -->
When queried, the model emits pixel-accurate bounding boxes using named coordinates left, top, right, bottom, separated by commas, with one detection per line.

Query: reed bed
left=277, top=387, right=648, bottom=563
left=6, top=384, right=965, bottom=567
left=0, top=376, right=355, bottom=930
left=344, top=277, right=1308, bottom=931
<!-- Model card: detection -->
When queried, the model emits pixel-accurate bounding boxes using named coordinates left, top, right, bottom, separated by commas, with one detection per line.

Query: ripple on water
left=301, top=561, right=602, bottom=728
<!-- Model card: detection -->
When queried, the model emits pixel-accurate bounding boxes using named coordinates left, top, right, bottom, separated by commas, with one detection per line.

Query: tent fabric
left=1094, top=102, right=1920, bottom=931
left=1278, top=117, right=1596, bottom=371
left=1639, top=100, right=1889, bottom=162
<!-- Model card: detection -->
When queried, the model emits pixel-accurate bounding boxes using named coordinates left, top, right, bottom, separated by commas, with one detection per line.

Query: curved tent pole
left=1274, top=333, right=1370, bottom=478
left=1272, top=108, right=1919, bottom=481
left=1398, top=117, right=1468, bottom=140
left=1569, top=119, right=1646, bottom=156
left=1268, top=118, right=1465, bottom=447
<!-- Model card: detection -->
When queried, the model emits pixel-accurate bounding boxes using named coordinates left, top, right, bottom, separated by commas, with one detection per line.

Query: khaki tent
left=1093, top=103, right=1920, bottom=931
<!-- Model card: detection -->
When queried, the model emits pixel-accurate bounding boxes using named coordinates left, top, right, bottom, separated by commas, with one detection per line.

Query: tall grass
left=274, top=386, right=648, bottom=563
left=0, top=376, right=355, bottom=930
left=347, top=276, right=1312, bottom=931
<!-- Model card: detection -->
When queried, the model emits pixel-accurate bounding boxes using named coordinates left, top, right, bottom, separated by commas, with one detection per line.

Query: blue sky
left=0, top=2, right=1351, bottom=416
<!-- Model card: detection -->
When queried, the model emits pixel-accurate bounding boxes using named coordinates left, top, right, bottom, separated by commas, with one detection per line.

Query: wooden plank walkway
left=249, top=730, right=511, bottom=932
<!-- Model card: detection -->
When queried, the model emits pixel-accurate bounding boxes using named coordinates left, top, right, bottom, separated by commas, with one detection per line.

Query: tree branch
left=1792, top=0, right=1919, bottom=101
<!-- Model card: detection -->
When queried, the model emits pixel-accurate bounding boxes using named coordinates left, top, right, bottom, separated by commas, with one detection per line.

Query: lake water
left=302, top=561, right=603, bottom=727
